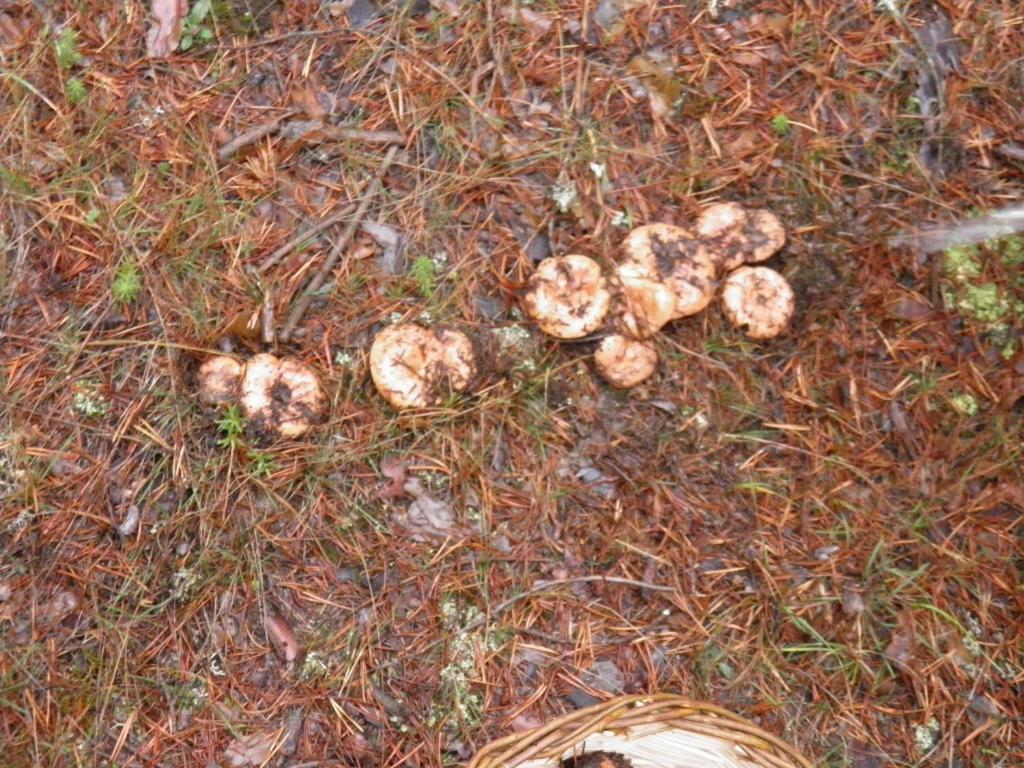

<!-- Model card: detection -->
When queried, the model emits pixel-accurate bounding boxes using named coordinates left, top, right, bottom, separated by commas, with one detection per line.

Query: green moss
left=958, top=283, right=1008, bottom=324
left=943, top=244, right=981, bottom=282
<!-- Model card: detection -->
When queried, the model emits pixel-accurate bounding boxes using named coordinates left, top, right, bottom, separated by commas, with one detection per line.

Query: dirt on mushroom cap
left=523, top=254, right=611, bottom=339
left=697, top=202, right=786, bottom=271
left=594, top=333, right=659, bottom=388
left=721, top=265, right=795, bottom=339
left=238, top=353, right=324, bottom=439
left=620, top=224, right=716, bottom=319
left=369, top=323, right=477, bottom=410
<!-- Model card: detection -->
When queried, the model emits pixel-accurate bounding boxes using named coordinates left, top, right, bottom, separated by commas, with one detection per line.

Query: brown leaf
left=395, top=477, right=456, bottom=538
left=884, top=609, right=915, bottom=672
left=224, top=731, right=281, bottom=767
left=265, top=612, right=303, bottom=662
left=379, top=457, right=407, bottom=499
left=145, top=0, right=188, bottom=58
left=889, top=296, right=933, bottom=321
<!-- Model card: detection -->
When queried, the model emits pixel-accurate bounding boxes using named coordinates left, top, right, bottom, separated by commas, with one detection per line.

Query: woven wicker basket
left=468, top=694, right=813, bottom=768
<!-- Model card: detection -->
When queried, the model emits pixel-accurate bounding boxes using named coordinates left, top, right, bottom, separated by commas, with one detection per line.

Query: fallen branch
left=255, top=202, right=357, bottom=275
left=278, top=144, right=400, bottom=343
left=216, top=110, right=297, bottom=163
left=217, top=115, right=404, bottom=163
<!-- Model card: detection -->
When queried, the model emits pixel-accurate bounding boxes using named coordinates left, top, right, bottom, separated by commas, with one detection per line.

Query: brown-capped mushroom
left=697, top=202, right=786, bottom=271
left=594, top=334, right=659, bottom=388
left=523, top=254, right=611, bottom=339
left=198, top=356, right=242, bottom=406
left=613, top=262, right=677, bottom=339
left=239, top=353, right=324, bottom=438
left=369, top=323, right=477, bottom=410
left=721, top=266, right=795, bottom=339
left=620, top=224, right=716, bottom=319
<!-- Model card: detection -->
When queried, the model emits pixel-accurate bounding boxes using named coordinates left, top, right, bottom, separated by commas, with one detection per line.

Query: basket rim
left=466, top=693, right=814, bottom=768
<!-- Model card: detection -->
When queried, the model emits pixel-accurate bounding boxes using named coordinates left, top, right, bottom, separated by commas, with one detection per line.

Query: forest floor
left=1, top=1, right=1022, bottom=766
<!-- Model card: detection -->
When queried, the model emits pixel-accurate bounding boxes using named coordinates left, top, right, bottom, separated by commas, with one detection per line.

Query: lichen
left=948, top=392, right=979, bottom=417
left=913, top=717, right=941, bottom=756
left=71, top=380, right=108, bottom=419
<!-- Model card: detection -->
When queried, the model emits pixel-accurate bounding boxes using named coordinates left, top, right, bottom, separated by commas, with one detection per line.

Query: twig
left=278, top=145, right=399, bottom=343
left=216, top=110, right=297, bottom=163
left=315, top=126, right=406, bottom=145
left=462, top=575, right=678, bottom=635
left=255, top=203, right=357, bottom=274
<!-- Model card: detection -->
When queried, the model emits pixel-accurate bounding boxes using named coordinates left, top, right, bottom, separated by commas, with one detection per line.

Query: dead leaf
left=224, top=731, right=281, bottom=767
left=42, top=589, right=79, bottom=624
left=398, top=477, right=455, bottom=538
left=145, top=0, right=188, bottom=59
left=361, top=220, right=404, bottom=275
left=889, top=296, right=932, bottom=321
left=732, top=51, right=765, bottom=67
left=842, top=585, right=866, bottom=616
left=265, top=612, right=303, bottom=662
left=502, top=6, right=552, bottom=36
left=884, top=609, right=915, bottom=672
left=379, top=457, right=407, bottom=499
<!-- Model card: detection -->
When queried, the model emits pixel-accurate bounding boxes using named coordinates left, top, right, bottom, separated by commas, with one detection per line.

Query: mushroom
left=198, top=356, right=242, bottom=406
left=613, top=262, right=677, bottom=339
left=238, top=353, right=324, bottom=438
left=720, top=266, right=795, bottom=339
left=369, top=323, right=477, bottom=410
left=620, top=224, right=716, bottom=319
left=523, top=254, right=611, bottom=339
left=697, top=202, right=786, bottom=272
left=594, top=334, right=659, bottom=388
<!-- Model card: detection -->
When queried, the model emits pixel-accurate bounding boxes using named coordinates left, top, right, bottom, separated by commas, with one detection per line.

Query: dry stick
left=216, top=110, right=297, bottom=163
left=278, top=144, right=400, bottom=343
left=315, top=126, right=405, bottom=145
left=461, top=575, right=678, bottom=635
left=255, top=202, right=357, bottom=274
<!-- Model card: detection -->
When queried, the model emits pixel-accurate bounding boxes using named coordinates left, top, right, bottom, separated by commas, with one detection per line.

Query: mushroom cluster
left=197, top=353, right=324, bottom=438
left=368, top=323, right=477, bottom=410
left=522, top=203, right=794, bottom=388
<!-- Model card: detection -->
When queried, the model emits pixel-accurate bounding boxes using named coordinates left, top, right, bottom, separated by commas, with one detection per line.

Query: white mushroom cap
left=621, top=224, right=716, bottom=319
left=594, top=334, right=659, bottom=388
left=721, top=266, right=795, bottom=339
left=523, top=254, right=611, bottom=339
left=239, top=353, right=324, bottom=438
left=198, top=356, right=242, bottom=406
left=436, top=329, right=477, bottom=391
left=697, top=202, right=786, bottom=271
left=369, top=323, right=477, bottom=410
left=613, top=262, right=676, bottom=339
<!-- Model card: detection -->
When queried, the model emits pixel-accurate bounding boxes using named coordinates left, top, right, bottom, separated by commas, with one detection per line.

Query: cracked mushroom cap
left=594, top=334, right=659, bottom=388
left=239, top=353, right=324, bottom=438
left=198, top=356, right=242, bottom=406
left=369, top=323, right=477, bottom=410
left=721, top=266, right=795, bottom=339
left=612, top=262, right=677, bottom=339
left=621, top=224, right=716, bottom=319
left=523, top=254, right=611, bottom=339
left=697, top=202, right=786, bottom=271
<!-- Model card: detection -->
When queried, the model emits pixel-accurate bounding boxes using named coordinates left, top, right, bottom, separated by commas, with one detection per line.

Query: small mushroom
left=697, top=202, right=786, bottom=271
left=369, top=323, right=477, bottom=410
left=594, top=334, right=659, bottom=388
left=620, top=224, right=716, bottom=319
left=198, top=356, right=242, bottom=406
left=523, top=254, right=611, bottom=339
left=721, top=266, right=795, bottom=339
left=239, top=353, right=324, bottom=438
left=613, top=263, right=677, bottom=339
